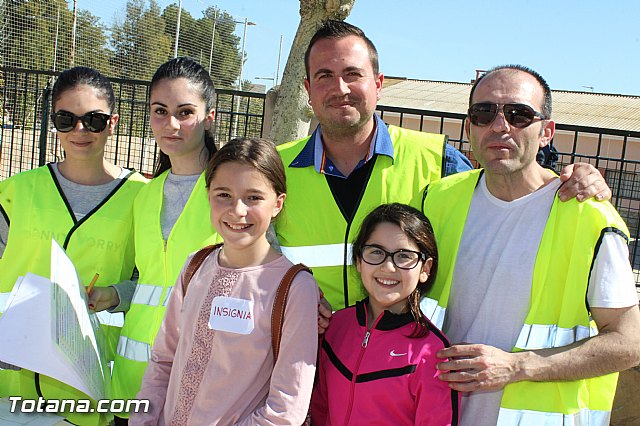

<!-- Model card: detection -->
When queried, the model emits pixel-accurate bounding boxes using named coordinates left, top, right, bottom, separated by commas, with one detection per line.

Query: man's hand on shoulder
left=317, top=292, right=332, bottom=335
left=558, top=163, right=611, bottom=202
left=435, top=343, right=526, bottom=392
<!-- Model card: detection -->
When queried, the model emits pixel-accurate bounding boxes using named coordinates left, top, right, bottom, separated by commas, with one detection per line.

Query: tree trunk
left=269, top=0, right=355, bottom=145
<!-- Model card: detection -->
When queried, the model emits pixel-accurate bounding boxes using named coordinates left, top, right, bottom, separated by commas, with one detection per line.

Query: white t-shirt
left=443, top=175, right=638, bottom=426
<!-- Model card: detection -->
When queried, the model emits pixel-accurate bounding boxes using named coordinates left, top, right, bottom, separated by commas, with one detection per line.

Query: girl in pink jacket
left=131, top=138, right=319, bottom=425
left=311, top=203, right=459, bottom=425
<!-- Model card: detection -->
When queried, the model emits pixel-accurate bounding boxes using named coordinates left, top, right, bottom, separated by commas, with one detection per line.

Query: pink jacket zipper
left=343, top=305, right=383, bottom=426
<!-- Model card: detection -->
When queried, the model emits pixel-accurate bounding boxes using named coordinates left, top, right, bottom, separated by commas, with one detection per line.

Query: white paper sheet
left=0, top=240, right=106, bottom=401
left=49, top=241, right=106, bottom=400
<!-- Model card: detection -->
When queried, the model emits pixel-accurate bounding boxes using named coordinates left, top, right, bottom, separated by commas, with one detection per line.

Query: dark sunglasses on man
left=468, top=102, right=548, bottom=128
left=51, top=110, right=111, bottom=133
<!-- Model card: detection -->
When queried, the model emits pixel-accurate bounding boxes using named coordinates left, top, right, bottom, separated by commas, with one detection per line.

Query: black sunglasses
left=51, top=111, right=111, bottom=133
left=468, top=102, right=548, bottom=128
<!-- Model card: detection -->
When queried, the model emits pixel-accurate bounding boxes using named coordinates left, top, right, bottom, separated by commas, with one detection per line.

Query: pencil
left=87, top=273, right=99, bottom=295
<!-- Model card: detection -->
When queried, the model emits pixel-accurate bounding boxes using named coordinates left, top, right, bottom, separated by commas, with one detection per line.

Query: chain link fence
left=0, top=67, right=265, bottom=179
left=0, top=0, right=256, bottom=87
left=0, top=0, right=268, bottom=177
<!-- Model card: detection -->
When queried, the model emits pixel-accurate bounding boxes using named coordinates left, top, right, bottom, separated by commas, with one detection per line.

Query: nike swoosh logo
left=390, top=350, right=407, bottom=357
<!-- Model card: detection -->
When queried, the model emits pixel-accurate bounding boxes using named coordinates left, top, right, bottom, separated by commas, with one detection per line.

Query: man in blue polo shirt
left=275, top=20, right=611, bottom=310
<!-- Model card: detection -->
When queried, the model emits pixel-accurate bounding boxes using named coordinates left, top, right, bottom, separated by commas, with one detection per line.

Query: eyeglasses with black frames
left=361, top=244, right=426, bottom=270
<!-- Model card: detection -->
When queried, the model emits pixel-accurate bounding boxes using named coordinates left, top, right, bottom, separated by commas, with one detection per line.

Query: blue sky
left=90, top=0, right=640, bottom=96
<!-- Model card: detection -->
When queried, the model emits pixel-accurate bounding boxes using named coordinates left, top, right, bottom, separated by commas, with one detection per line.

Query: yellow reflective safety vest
left=422, top=169, right=629, bottom=425
left=276, top=125, right=445, bottom=309
left=0, top=164, right=147, bottom=425
left=111, top=171, right=222, bottom=414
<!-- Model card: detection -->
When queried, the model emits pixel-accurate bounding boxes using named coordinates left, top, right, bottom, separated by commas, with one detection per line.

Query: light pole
left=26, top=8, right=60, bottom=71
left=53, top=6, right=60, bottom=72
left=253, top=34, right=283, bottom=91
left=173, top=0, right=183, bottom=58
left=70, top=0, right=77, bottom=66
left=207, top=16, right=254, bottom=136
left=275, top=34, right=283, bottom=86
left=237, top=18, right=256, bottom=89
left=207, top=14, right=255, bottom=82
left=255, top=75, right=276, bottom=91
left=207, top=9, right=218, bottom=73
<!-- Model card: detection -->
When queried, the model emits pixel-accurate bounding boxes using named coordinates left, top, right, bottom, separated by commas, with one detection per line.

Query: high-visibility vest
left=422, top=169, right=629, bottom=425
left=276, top=125, right=445, bottom=309
left=110, top=171, right=222, bottom=413
left=0, top=164, right=147, bottom=425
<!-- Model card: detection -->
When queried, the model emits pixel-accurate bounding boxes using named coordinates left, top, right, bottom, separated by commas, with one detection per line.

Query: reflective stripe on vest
left=420, top=297, right=446, bottom=329
left=497, top=407, right=611, bottom=425
left=131, top=284, right=164, bottom=306
left=423, top=169, right=630, bottom=418
left=162, top=287, right=173, bottom=307
left=515, top=323, right=598, bottom=351
left=111, top=173, right=222, bottom=404
left=281, top=244, right=351, bottom=267
left=276, top=126, right=445, bottom=309
left=117, top=335, right=151, bottom=363
left=96, top=310, right=125, bottom=328
left=0, top=292, right=11, bottom=313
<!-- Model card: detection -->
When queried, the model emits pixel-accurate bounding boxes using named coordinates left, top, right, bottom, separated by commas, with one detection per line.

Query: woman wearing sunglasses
left=0, top=66, right=147, bottom=425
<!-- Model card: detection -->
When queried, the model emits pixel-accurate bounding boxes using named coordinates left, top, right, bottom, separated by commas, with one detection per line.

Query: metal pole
left=70, top=0, right=77, bottom=66
left=234, top=18, right=254, bottom=136
left=238, top=18, right=249, bottom=89
left=208, top=10, right=217, bottom=74
left=275, top=34, right=283, bottom=86
left=173, top=0, right=183, bottom=58
left=53, top=7, right=60, bottom=72
left=38, top=80, right=53, bottom=166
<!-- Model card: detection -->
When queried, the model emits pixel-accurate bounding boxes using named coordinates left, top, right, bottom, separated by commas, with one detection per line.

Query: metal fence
left=377, top=105, right=640, bottom=287
left=1, top=67, right=637, bottom=286
left=0, top=67, right=265, bottom=178
left=0, top=1, right=253, bottom=88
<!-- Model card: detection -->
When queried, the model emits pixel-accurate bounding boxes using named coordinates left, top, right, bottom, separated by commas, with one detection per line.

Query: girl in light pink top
left=131, top=138, right=319, bottom=425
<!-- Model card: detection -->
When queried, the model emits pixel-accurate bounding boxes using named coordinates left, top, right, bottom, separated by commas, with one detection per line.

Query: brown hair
left=151, top=57, right=217, bottom=177
left=205, top=138, right=286, bottom=199
left=352, top=203, right=438, bottom=338
left=52, top=66, right=115, bottom=113
left=304, top=19, right=379, bottom=80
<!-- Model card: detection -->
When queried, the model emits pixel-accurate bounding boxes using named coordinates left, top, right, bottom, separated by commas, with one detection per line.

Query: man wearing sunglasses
left=276, top=20, right=612, bottom=318
left=422, top=65, right=640, bottom=425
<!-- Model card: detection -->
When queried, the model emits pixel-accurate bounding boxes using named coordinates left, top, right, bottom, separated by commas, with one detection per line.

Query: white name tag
left=208, top=296, right=254, bottom=334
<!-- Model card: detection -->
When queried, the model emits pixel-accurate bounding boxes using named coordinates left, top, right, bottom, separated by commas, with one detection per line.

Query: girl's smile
left=357, top=222, right=432, bottom=320
left=208, top=161, right=285, bottom=263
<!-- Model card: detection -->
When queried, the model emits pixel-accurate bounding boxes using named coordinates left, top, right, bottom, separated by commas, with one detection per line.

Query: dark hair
left=150, top=57, right=217, bottom=177
left=304, top=19, right=379, bottom=80
left=469, top=64, right=552, bottom=118
left=205, top=138, right=286, bottom=199
left=52, top=66, right=115, bottom=113
left=352, top=203, right=438, bottom=338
